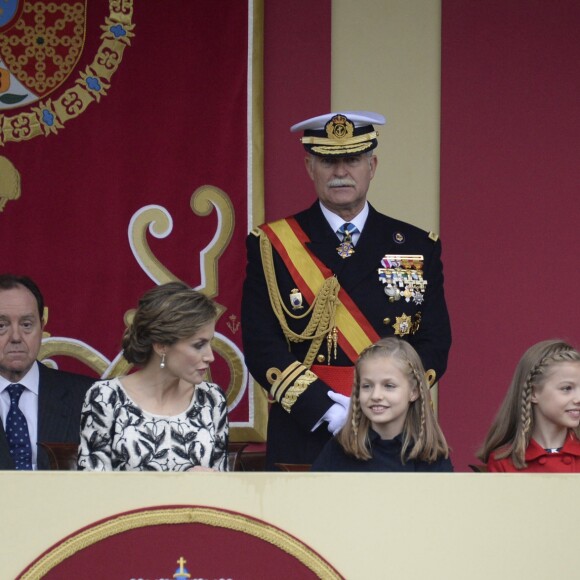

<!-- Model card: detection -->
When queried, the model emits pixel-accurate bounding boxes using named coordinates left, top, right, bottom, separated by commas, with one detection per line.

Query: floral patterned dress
left=78, top=378, right=228, bottom=471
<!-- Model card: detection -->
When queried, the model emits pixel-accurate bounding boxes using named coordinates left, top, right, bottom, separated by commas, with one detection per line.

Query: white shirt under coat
left=0, top=361, right=40, bottom=469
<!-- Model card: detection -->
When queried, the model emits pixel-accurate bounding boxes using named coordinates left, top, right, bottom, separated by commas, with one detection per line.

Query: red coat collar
left=525, top=432, right=580, bottom=461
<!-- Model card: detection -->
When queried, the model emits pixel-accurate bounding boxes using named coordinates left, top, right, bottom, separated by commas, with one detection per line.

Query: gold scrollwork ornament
left=0, top=156, right=21, bottom=211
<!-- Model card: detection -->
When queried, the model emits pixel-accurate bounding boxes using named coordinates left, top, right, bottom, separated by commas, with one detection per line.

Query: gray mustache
left=328, top=178, right=356, bottom=187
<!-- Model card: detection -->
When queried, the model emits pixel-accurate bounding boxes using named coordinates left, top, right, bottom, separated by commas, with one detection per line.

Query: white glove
left=327, top=390, right=350, bottom=411
left=322, top=391, right=350, bottom=435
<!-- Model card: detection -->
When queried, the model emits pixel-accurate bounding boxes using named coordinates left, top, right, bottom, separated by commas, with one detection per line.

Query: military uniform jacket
left=241, top=202, right=451, bottom=466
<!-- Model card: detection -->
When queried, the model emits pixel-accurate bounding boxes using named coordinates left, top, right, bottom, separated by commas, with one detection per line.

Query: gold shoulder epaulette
left=250, top=227, right=262, bottom=237
left=428, top=231, right=439, bottom=242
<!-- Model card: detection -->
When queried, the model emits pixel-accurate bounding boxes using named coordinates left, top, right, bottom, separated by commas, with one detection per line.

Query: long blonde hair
left=337, top=337, right=450, bottom=463
left=478, top=339, right=580, bottom=469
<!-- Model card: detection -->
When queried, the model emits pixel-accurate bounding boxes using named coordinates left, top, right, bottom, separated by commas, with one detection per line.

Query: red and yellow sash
left=261, top=217, right=380, bottom=364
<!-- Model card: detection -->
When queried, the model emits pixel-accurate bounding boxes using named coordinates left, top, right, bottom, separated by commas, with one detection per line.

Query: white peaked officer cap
left=290, top=111, right=386, bottom=157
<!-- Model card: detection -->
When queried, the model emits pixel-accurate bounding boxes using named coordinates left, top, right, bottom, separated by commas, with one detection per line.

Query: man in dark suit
left=0, top=274, right=94, bottom=469
left=241, top=111, right=451, bottom=468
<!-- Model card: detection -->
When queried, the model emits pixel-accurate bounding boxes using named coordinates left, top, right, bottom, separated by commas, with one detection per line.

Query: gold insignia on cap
left=301, top=112, right=379, bottom=155
left=325, top=114, right=354, bottom=141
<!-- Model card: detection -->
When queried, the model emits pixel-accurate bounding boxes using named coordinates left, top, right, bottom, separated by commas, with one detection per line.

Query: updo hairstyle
left=122, top=281, right=217, bottom=366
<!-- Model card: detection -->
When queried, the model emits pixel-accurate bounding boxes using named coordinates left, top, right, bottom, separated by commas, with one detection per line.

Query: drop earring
left=160, top=353, right=166, bottom=369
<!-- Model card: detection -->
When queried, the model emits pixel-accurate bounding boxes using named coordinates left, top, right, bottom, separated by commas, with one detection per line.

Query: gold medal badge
left=393, top=314, right=412, bottom=336
left=336, top=222, right=356, bottom=258
left=336, top=234, right=355, bottom=258
left=393, top=312, right=422, bottom=337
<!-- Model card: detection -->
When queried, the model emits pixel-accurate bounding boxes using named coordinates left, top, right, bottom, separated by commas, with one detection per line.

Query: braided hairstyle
left=337, top=337, right=450, bottom=463
left=477, top=339, right=580, bottom=469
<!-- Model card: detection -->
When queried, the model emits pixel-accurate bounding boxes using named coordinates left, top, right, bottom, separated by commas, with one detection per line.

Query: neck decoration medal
left=337, top=228, right=355, bottom=258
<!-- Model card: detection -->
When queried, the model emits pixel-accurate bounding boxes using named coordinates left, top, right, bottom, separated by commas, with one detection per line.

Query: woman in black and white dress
left=78, top=282, right=228, bottom=472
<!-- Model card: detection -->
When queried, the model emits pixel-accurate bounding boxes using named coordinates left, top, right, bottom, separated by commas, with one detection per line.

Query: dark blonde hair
left=122, top=282, right=217, bottom=366
left=337, top=337, right=450, bottom=463
left=478, top=339, right=580, bottom=469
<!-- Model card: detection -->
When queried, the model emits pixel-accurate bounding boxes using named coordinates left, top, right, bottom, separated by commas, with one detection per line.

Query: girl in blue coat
left=311, top=337, right=452, bottom=472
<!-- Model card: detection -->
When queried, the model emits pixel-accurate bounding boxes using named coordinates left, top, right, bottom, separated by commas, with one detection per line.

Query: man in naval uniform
left=241, top=111, right=451, bottom=469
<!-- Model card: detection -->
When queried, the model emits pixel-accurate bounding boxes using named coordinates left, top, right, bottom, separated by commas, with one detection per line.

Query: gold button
left=316, top=354, right=325, bottom=363
left=383, top=318, right=391, bottom=325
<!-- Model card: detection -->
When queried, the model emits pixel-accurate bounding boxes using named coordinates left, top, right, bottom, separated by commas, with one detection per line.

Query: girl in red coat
left=478, top=340, right=580, bottom=472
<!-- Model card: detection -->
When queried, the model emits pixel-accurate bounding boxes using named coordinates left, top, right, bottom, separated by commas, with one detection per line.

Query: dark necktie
left=336, top=222, right=358, bottom=258
left=6, top=384, right=33, bottom=470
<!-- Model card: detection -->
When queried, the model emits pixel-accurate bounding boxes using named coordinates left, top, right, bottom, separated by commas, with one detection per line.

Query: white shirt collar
left=0, top=360, right=40, bottom=394
left=319, top=201, right=369, bottom=237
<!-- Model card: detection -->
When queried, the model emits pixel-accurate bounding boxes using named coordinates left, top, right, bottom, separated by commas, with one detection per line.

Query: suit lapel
left=37, top=363, right=70, bottom=443
left=0, top=419, right=14, bottom=469
left=301, top=203, right=344, bottom=273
